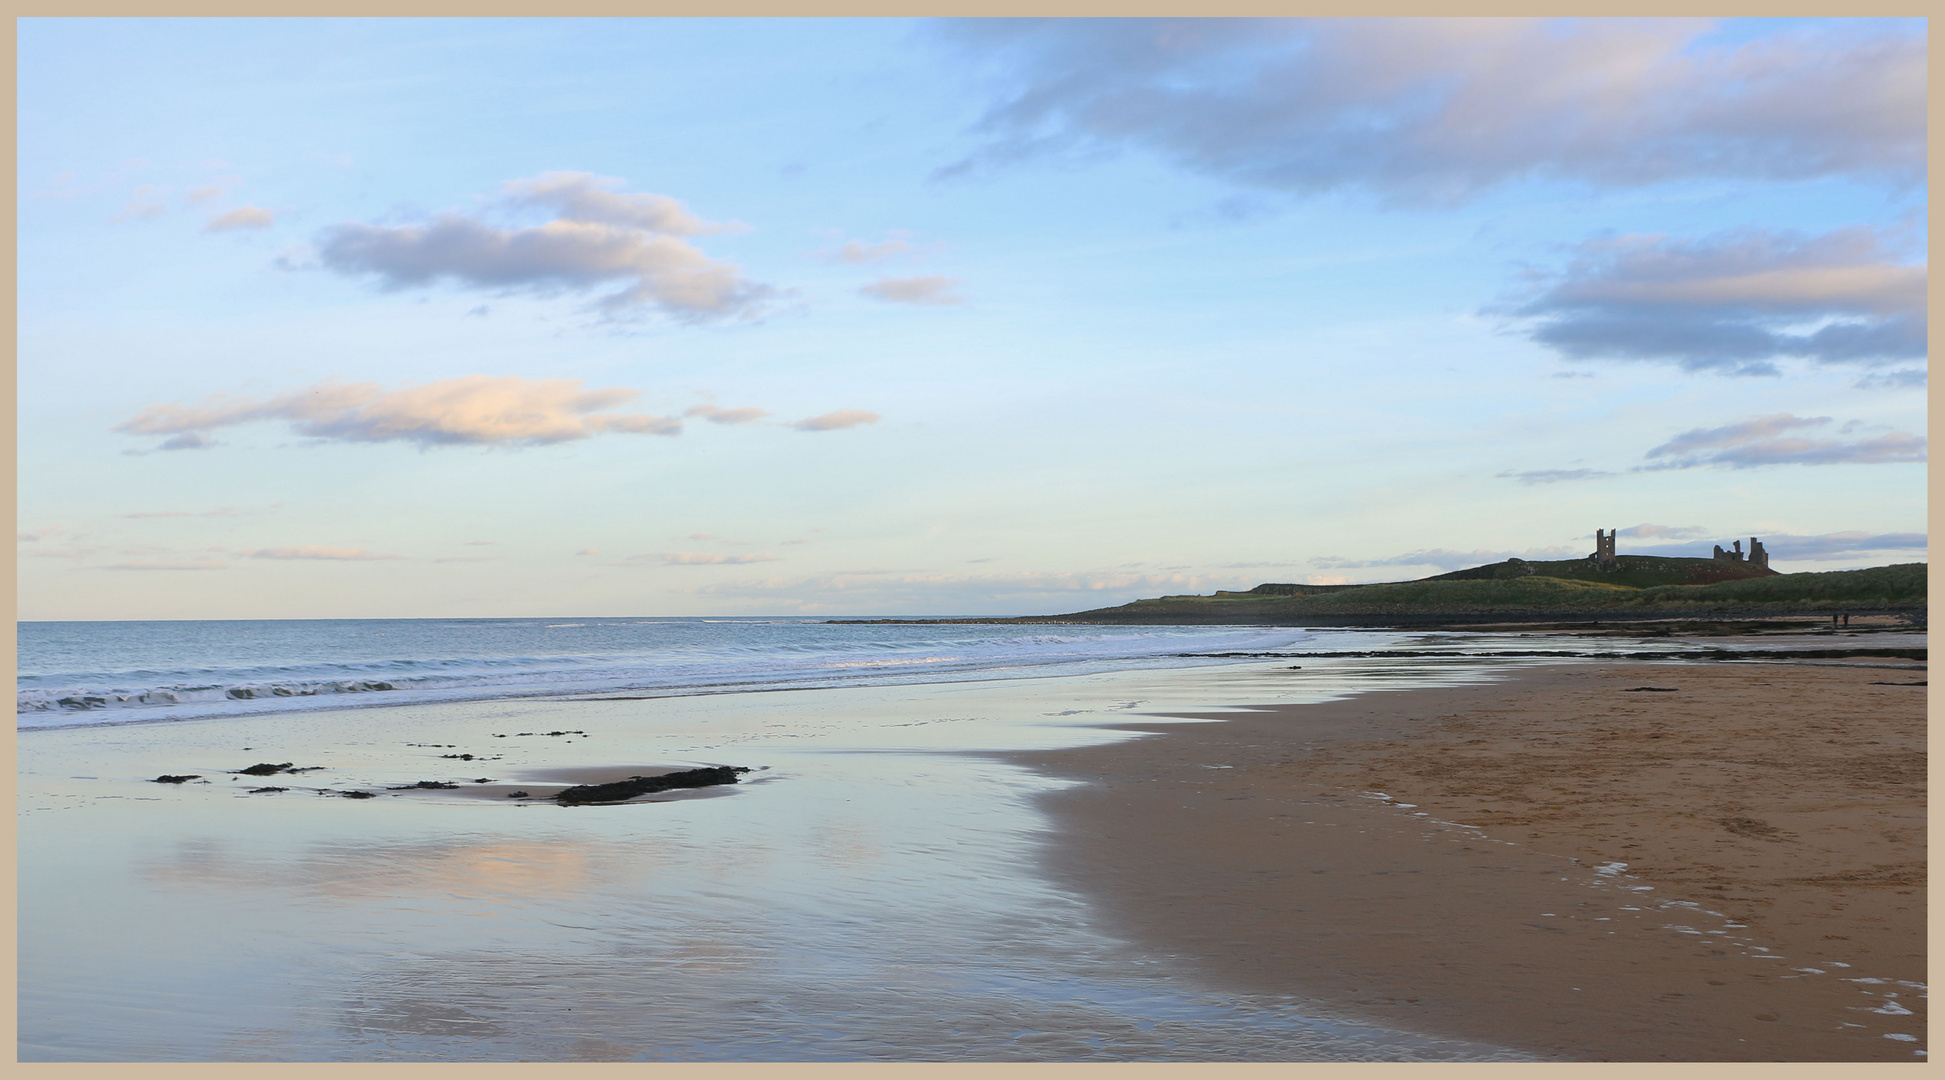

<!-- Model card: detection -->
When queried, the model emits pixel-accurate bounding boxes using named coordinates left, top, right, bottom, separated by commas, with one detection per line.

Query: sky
left=15, top=17, right=1928, bottom=620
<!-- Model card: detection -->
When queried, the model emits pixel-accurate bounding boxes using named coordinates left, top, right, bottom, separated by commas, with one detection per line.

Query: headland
left=837, top=559, right=1926, bottom=628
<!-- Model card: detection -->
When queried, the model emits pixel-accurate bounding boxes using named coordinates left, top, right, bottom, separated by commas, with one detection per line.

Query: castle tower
left=1748, top=537, right=1768, bottom=570
left=1590, top=528, right=1618, bottom=568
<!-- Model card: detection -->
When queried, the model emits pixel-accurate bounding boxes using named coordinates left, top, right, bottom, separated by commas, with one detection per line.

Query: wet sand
left=1011, top=658, right=1928, bottom=1061
left=20, top=664, right=1536, bottom=1062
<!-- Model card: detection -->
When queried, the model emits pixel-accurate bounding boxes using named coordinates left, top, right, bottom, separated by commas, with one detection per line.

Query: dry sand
left=1011, top=658, right=1927, bottom=1061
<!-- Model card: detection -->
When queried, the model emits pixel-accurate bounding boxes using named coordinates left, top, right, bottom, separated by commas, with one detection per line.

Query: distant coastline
left=834, top=559, right=1927, bottom=628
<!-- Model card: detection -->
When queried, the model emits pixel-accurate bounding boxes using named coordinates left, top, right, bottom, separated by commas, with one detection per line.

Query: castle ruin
left=1589, top=528, right=1769, bottom=571
left=1588, top=528, right=1618, bottom=569
left=1713, top=537, right=1769, bottom=570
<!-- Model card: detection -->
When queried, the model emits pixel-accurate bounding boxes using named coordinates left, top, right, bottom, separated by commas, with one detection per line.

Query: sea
left=19, top=616, right=1523, bottom=729
left=18, top=617, right=1785, bottom=1061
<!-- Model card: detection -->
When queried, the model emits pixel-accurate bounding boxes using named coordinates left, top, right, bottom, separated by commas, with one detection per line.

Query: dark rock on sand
left=153, top=774, right=201, bottom=784
left=387, top=780, right=460, bottom=790
left=248, top=786, right=289, bottom=794
left=507, top=790, right=530, bottom=798
left=341, top=791, right=378, bottom=799
left=440, top=753, right=476, bottom=760
left=555, top=766, right=751, bottom=806
left=237, top=762, right=296, bottom=776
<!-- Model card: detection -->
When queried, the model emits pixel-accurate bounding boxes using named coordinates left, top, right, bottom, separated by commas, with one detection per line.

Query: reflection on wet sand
left=23, top=650, right=1563, bottom=1061
left=143, top=836, right=638, bottom=905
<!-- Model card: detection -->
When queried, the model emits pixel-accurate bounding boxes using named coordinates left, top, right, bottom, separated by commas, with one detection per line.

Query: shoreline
left=1006, top=657, right=1927, bottom=1061
left=18, top=629, right=1925, bottom=1060
left=833, top=612, right=1928, bottom=627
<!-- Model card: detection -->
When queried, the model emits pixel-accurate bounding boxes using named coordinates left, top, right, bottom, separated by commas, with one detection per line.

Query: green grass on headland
left=1627, top=562, right=1926, bottom=607
left=1007, top=561, right=1926, bottom=626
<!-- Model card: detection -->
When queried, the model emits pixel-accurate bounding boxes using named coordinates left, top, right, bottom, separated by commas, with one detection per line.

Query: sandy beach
left=1012, top=655, right=1928, bottom=1061
left=19, top=643, right=1539, bottom=1063
left=17, top=623, right=1925, bottom=1061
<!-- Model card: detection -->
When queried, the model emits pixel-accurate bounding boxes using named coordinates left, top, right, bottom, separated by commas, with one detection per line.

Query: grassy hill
left=1005, top=562, right=1926, bottom=626
left=1427, top=554, right=1777, bottom=589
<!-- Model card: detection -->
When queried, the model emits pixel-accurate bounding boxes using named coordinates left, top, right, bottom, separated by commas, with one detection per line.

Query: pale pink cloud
left=206, top=206, right=275, bottom=232
left=312, top=172, right=768, bottom=319
left=245, top=546, right=402, bottom=561
left=116, top=375, right=686, bottom=448
left=860, top=275, right=963, bottom=306
left=650, top=552, right=781, bottom=566
left=686, top=404, right=772, bottom=425
left=791, top=409, right=881, bottom=432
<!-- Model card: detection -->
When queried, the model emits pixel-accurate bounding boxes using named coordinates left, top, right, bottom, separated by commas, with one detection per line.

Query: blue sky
left=17, top=17, right=1928, bottom=619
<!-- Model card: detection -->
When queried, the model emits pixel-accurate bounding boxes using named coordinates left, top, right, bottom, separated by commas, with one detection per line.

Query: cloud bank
left=860, top=276, right=963, bottom=306
left=1618, top=531, right=1925, bottom=562
left=312, top=172, right=770, bottom=319
left=116, top=375, right=685, bottom=448
left=1615, top=523, right=1709, bottom=540
left=938, top=18, right=1925, bottom=202
left=791, top=409, right=881, bottom=432
left=823, top=234, right=917, bottom=263
left=1642, top=414, right=1926, bottom=469
left=246, top=546, right=401, bottom=561
left=1311, top=546, right=1584, bottom=571
left=206, top=206, right=275, bottom=232
left=1497, top=468, right=1616, bottom=485
left=689, top=567, right=1251, bottom=614
left=649, top=552, right=781, bottom=566
left=1510, top=226, right=1927, bottom=375
left=685, top=404, right=771, bottom=425
left=1313, top=529, right=1924, bottom=572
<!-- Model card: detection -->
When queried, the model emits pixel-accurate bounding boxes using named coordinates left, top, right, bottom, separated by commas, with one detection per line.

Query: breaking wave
left=18, top=618, right=1343, bottom=730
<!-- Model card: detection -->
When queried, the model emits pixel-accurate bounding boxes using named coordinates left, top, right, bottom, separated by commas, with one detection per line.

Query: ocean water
left=18, top=618, right=1361, bottom=727
left=19, top=614, right=1832, bottom=729
left=27, top=616, right=1870, bottom=1061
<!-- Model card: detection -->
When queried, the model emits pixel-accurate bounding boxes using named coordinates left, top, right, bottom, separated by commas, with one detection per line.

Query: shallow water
left=21, top=647, right=1559, bottom=1061
left=26, top=622, right=1877, bottom=1062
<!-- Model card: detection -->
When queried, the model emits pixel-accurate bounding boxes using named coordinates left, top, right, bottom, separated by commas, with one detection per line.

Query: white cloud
left=939, top=18, right=1924, bottom=201
left=121, top=507, right=259, bottom=519
left=1497, top=468, right=1616, bottom=485
left=206, top=206, right=275, bottom=232
left=1506, top=226, right=1927, bottom=374
left=1642, top=413, right=1927, bottom=469
left=1310, top=546, right=1585, bottom=571
left=245, top=546, right=402, bottom=561
left=501, top=171, right=734, bottom=236
left=860, top=276, right=963, bottom=306
left=685, top=404, right=771, bottom=425
left=312, top=172, right=770, bottom=319
left=103, top=560, right=229, bottom=571
left=821, top=233, right=917, bottom=263
left=116, top=184, right=168, bottom=222
left=687, top=567, right=1266, bottom=613
left=791, top=409, right=881, bottom=432
left=1620, top=531, right=1925, bottom=562
left=1616, top=523, right=1709, bottom=540
left=649, top=552, right=781, bottom=565
left=1855, top=368, right=1926, bottom=391
left=115, top=375, right=687, bottom=448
